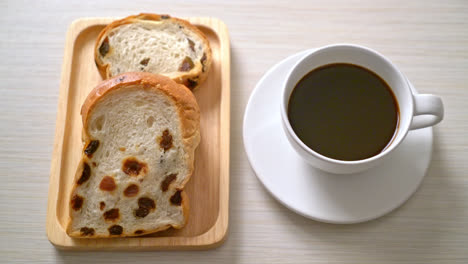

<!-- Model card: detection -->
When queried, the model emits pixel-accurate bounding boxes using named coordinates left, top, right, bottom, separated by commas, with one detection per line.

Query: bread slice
left=66, top=72, right=200, bottom=238
left=94, top=13, right=212, bottom=90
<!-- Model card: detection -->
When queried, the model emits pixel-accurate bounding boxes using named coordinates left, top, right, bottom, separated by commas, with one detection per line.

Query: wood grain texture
left=1, top=0, right=467, bottom=262
left=46, top=17, right=230, bottom=250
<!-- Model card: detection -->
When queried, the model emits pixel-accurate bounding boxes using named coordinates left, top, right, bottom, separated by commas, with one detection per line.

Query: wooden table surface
left=1, top=0, right=467, bottom=263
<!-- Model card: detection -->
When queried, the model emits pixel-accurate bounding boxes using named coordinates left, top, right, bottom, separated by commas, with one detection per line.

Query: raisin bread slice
left=94, top=13, right=212, bottom=90
left=66, top=72, right=200, bottom=238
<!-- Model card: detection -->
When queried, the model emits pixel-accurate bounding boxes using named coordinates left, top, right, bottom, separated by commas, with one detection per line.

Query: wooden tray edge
left=46, top=17, right=230, bottom=250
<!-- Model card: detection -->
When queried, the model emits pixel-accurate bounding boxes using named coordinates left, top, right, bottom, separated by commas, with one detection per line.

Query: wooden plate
left=46, top=17, right=230, bottom=250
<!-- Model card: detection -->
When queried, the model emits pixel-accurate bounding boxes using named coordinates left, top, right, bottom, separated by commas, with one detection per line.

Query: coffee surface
left=288, top=63, right=399, bottom=161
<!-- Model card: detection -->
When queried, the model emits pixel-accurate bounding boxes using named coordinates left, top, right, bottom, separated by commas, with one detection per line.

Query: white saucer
left=243, top=50, right=433, bottom=224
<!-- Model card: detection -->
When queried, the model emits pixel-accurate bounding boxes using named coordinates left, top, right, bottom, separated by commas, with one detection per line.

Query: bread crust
left=66, top=72, right=200, bottom=238
left=94, top=13, right=212, bottom=91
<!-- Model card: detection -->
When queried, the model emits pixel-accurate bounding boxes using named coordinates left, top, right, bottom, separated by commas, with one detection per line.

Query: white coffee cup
left=280, top=44, right=444, bottom=174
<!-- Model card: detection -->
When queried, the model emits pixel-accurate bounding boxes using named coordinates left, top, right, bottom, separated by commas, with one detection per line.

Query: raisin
left=161, top=173, right=177, bottom=192
left=99, top=37, right=110, bottom=57
left=108, top=225, right=123, bottom=235
left=138, top=197, right=156, bottom=209
left=103, top=208, right=120, bottom=221
left=135, top=197, right=155, bottom=218
left=187, top=38, right=195, bottom=52
left=77, top=162, right=91, bottom=185
left=99, top=176, right=116, bottom=191
left=100, top=201, right=106, bottom=210
left=201, top=52, right=207, bottom=72
left=135, top=207, right=149, bottom=218
left=186, top=79, right=198, bottom=90
left=80, top=227, right=95, bottom=236
left=161, top=15, right=170, bottom=19
left=170, top=190, right=182, bottom=206
left=118, top=75, right=126, bottom=82
left=122, top=157, right=148, bottom=176
left=134, top=230, right=144, bottom=235
left=92, top=162, right=97, bottom=167
left=123, top=184, right=139, bottom=197
left=140, top=58, right=150, bottom=66
left=71, top=195, right=84, bottom=211
left=178, top=56, right=194, bottom=72
left=84, top=140, right=99, bottom=157
left=159, top=129, right=173, bottom=151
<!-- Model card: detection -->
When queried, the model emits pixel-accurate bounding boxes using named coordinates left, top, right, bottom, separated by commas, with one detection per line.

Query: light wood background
left=1, top=0, right=467, bottom=263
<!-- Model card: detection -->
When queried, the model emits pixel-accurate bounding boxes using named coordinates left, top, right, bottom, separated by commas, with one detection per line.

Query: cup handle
left=410, top=94, right=444, bottom=130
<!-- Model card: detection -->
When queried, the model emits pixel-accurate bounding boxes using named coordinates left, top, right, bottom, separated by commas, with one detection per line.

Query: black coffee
left=287, top=63, right=399, bottom=161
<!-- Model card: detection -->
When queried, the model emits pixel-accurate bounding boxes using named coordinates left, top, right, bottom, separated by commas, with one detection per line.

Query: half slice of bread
left=94, top=13, right=212, bottom=90
left=66, top=72, right=200, bottom=238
